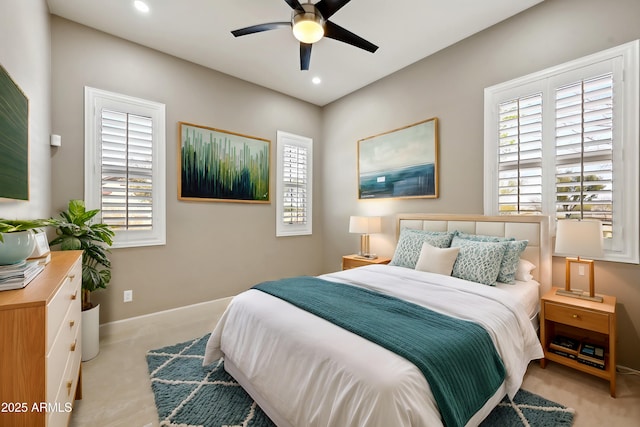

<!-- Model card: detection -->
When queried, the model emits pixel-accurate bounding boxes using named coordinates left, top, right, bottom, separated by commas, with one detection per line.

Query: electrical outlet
left=123, top=290, right=133, bottom=303
left=578, top=265, right=585, bottom=276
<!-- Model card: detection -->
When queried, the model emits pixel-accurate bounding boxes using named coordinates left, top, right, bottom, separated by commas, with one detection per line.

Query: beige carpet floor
left=69, top=301, right=640, bottom=427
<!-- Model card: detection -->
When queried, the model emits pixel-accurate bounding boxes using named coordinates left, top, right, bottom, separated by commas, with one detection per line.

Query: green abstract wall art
left=0, top=64, right=29, bottom=200
left=178, top=122, right=270, bottom=203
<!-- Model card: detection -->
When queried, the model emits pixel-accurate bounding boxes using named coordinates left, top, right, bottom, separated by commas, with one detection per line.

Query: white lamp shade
left=349, top=216, right=382, bottom=234
left=555, top=219, right=604, bottom=258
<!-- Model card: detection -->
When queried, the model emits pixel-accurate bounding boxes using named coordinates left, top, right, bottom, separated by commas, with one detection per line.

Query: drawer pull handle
left=70, top=339, right=77, bottom=352
left=572, top=314, right=579, bottom=319
left=67, top=381, right=73, bottom=396
left=70, top=320, right=75, bottom=328
left=68, top=274, right=76, bottom=280
left=71, top=290, right=78, bottom=300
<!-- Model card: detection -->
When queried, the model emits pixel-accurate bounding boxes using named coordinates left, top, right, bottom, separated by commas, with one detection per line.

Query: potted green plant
left=48, top=200, right=114, bottom=361
left=0, top=219, right=49, bottom=265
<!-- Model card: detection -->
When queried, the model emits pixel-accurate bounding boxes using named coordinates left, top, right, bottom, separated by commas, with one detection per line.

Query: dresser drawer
left=544, top=301, right=609, bottom=334
left=47, top=259, right=81, bottom=351
left=46, top=298, right=81, bottom=404
left=47, top=326, right=81, bottom=427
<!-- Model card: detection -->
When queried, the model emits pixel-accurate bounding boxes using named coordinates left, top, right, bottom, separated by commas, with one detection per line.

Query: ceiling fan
left=231, top=0, right=378, bottom=71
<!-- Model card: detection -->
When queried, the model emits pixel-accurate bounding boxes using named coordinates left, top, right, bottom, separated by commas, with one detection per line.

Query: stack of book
left=578, top=342, right=606, bottom=370
left=548, top=335, right=580, bottom=359
left=0, top=260, right=45, bottom=291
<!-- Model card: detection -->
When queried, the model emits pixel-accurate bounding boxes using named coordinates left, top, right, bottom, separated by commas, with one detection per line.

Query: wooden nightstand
left=539, top=287, right=617, bottom=397
left=342, top=255, right=391, bottom=270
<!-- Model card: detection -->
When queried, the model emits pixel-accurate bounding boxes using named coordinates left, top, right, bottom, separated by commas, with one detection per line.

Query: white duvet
left=204, top=265, right=544, bottom=427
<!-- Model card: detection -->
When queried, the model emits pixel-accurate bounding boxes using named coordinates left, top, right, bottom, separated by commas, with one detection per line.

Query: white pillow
left=515, top=259, right=536, bottom=282
left=415, top=242, right=460, bottom=276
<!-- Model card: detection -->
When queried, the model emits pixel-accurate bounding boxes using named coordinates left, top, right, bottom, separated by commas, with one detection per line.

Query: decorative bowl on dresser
left=0, top=251, right=83, bottom=426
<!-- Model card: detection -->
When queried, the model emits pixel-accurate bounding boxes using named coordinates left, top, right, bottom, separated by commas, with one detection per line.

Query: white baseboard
left=99, top=297, right=233, bottom=344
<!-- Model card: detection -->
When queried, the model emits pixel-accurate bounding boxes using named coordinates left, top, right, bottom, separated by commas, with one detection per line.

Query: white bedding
left=204, top=265, right=544, bottom=427
left=495, top=279, right=540, bottom=320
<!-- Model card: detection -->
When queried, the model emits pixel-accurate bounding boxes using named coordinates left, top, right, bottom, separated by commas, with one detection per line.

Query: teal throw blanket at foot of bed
left=253, top=276, right=506, bottom=427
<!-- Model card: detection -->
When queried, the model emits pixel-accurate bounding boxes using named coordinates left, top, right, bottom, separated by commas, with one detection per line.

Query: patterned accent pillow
left=390, top=228, right=456, bottom=269
left=497, top=240, right=529, bottom=284
left=454, top=232, right=528, bottom=284
left=450, top=237, right=508, bottom=286
left=455, top=232, right=515, bottom=243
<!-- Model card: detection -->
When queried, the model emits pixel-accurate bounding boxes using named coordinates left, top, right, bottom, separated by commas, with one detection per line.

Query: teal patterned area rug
left=146, top=335, right=575, bottom=427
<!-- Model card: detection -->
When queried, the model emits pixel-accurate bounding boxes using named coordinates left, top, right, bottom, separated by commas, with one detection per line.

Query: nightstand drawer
left=344, top=258, right=371, bottom=269
left=545, top=302, right=609, bottom=334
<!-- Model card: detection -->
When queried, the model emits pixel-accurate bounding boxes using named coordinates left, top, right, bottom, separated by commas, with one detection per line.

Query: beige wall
left=0, top=0, right=51, bottom=219
left=50, top=17, right=324, bottom=323
left=321, top=0, right=640, bottom=369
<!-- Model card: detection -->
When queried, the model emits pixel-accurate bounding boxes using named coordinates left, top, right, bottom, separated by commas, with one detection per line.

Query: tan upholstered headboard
left=396, top=213, right=552, bottom=295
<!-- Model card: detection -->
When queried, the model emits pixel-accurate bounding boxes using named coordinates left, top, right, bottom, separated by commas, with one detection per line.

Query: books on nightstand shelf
left=548, top=335, right=580, bottom=359
left=0, top=260, right=45, bottom=291
left=578, top=342, right=606, bottom=370
left=548, top=335, right=606, bottom=370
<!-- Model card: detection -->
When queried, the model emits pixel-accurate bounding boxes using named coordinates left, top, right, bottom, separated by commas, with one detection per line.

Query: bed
left=204, top=213, right=551, bottom=427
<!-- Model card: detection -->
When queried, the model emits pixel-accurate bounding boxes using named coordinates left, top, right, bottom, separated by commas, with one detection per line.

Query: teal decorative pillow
left=455, top=232, right=515, bottom=243
left=390, top=228, right=456, bottom=269
left=497, top=240, right=529, bottom=284
left=454, top=232, right=528, bottom=284
left=450, top=237, right=508, bottom=286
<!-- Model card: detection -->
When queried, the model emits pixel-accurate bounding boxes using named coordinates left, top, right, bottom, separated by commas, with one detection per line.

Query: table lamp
left=554, top=219, right=604, bottom=302
left=349, top=216, right=382, bottom=259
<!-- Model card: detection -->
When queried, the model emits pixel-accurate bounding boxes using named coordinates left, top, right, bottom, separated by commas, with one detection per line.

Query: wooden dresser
left=0, top=251, right=83, bottom=426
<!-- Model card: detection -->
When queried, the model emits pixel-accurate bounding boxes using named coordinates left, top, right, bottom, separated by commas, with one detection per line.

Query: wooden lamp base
left=556, top=256, right=603, bottom=303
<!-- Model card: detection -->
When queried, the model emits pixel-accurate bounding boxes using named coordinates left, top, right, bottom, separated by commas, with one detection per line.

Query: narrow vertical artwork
left=0, top=64, right=29, bottom=200
left=178, top=122, right=270, bottom=203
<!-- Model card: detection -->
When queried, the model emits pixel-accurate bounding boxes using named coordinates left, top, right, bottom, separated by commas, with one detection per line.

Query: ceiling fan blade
left=231, top=22, right=291, bottom=37
left=324, top=21, right=378, bottom=53
left=315, top=0, right=352, bottom=20
left=300, top=43, right=312, bottom=70
left=283, top=0, right=304, bottom=12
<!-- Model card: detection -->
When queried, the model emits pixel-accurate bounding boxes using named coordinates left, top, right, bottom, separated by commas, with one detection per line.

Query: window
left=276, top=131, right=312, bottom=236
left=484, top=41, right=639, bottom=263
left=84, top=87, right=166, bottom=248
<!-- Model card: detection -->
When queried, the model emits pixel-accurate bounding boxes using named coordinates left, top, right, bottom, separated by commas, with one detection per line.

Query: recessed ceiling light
left=134, top=1, right=150, bottom=13
left=312, top=77, right=322, bottom=85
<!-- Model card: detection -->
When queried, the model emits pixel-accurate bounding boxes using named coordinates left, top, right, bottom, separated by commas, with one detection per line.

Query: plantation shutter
left=497, top=93, right=543, bottom=215
left=100, top=109, right=154, bottom=230
left=554, top=73, right=614, bottom=237
left=282, top=144, right=308, bottom=225
left=276, top=131, right=312, bottom=237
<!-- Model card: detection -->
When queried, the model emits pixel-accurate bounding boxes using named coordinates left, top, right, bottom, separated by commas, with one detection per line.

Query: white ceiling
left=46, top=0, right=543, bottom=106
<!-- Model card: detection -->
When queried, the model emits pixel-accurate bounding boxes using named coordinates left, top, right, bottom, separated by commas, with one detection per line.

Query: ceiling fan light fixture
left=292, top=5, right=325, bottom=44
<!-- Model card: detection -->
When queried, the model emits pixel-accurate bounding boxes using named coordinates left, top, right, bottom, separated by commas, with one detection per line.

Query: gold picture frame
left=357, top=117, right=439, bottom=200
left=178, top=122, right=270, bottom=203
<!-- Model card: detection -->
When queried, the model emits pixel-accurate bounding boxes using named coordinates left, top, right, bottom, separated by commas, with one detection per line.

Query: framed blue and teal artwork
left=178, top=122, right=270, bottom=203
left=358, top=117, right=439, bottom=200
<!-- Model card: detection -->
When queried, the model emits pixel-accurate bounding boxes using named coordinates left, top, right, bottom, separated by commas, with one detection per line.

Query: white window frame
left=276, top=131, right=312, bottom=237
left=84, top=87, right=166, bottom=248
left=484, top=40, right=639, bottom=264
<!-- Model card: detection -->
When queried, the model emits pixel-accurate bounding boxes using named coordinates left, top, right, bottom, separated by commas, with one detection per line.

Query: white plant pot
left=82, top=304, right=100, bottom=361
